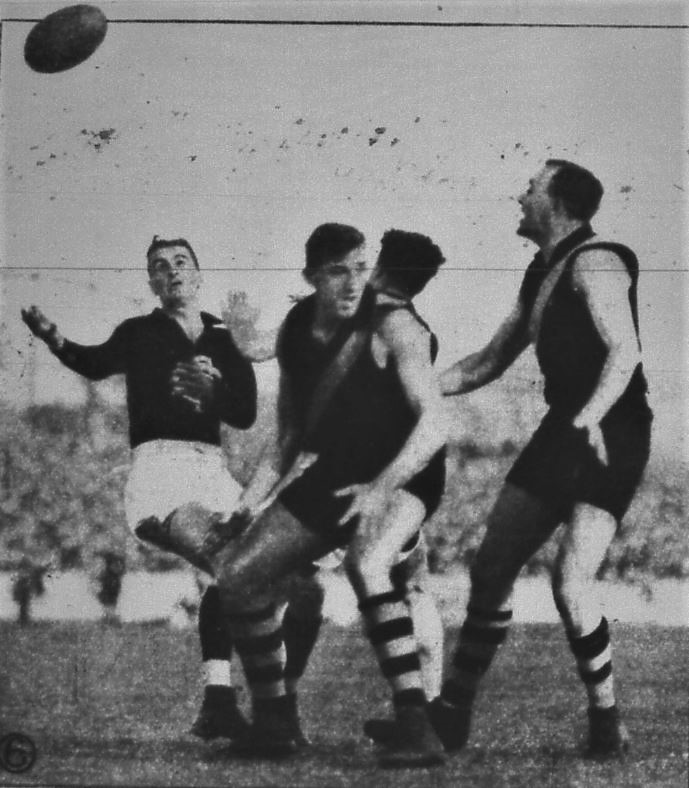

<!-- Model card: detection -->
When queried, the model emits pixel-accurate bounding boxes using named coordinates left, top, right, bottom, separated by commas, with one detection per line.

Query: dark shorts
left=278, top=451, right=446, bottom=549
left=506, top=404, right=652, bottom=523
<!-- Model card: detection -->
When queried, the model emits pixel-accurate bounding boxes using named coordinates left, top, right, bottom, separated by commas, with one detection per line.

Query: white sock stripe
left=203, top=659, right=231, bottom=686
left=372, top=636, right=419, bottom=661
left=364, top=603, right=411, bottom=627
left=577, top=646, right=612, bottom=674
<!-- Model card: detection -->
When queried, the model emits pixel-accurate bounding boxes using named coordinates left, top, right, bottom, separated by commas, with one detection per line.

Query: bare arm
left=570, top=250, right=642, bottom=460
left=335, top=309, right=448, bottom=524
left=374, top=311, right=448, bottom=490
left=439, top=297, right=531, bottom=395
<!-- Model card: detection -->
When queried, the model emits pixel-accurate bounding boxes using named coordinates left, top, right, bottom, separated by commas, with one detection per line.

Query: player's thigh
left=214, top=501, right=331, bottom=605
left=391, top=530, right=428, bottom=593
left=280, top=568, right=325, bottom=620
left=347, top=489, right=426, bottom=574
left=555, top=502, right=617, bottom=583
left=472, top=483, right=561, bottom=585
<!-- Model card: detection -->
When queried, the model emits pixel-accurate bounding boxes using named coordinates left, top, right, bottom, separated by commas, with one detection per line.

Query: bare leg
left=467, top=483, right=561, bottom=611
left=553, top=502, right=629, bottom=755
left=134, top=501, right=222, bottom=575
left=395, top=534, right=444, bottom=700
left=345, top=491, right=445, bottom=767
left=432, top=483, right=561, bottom=752
left=209, top=502, right=332, bottom=755
left=552, top=502, right=617, bottom=637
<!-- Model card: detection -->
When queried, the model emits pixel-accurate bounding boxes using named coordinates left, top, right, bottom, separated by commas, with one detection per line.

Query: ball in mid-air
left=24, top=4, right=107, bottom=73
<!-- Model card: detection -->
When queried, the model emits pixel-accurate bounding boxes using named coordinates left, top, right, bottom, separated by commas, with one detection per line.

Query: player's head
left=372, top=229, right=446, bottom=298
left=544, top=159, right=604, bottom=222
left=303, top=223, right=369, bottom=321
left=146, top=236, right=199, bottom=275
left=304, top=223, right=366, bottom=272
left=517, top=161, right=603, bottom=242
left=146, top=235, right=201, bottom=307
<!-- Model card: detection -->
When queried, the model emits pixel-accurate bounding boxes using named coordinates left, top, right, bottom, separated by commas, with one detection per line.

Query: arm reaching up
left=21, top=305, right=125, bottom=380
left=21, top=305, right=65, bottom=352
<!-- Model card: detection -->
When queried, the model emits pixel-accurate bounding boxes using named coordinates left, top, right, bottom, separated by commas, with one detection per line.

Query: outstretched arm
left=439, top=297, right=530, bottom=395
left=21, top=305, right=124, bottom=380
left=335, top=309, right=448, bottom=527
left=570, top=250, right=642, bottom=464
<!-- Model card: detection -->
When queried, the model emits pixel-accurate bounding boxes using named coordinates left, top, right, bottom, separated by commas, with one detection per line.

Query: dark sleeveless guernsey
left=507, top=227, right=652, bottom=522
left=277, top=288, right=446, bottom=546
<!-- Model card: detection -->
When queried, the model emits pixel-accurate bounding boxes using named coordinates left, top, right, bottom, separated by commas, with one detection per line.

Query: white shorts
left=124, top=440, right=242, bottom=534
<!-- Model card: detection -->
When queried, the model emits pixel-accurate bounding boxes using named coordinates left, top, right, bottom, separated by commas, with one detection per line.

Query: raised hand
left=20, top=305, right=63, bottom=350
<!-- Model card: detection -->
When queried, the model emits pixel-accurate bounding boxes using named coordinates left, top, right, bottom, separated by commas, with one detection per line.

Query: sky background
left=1, top=1, right=687, bottom=459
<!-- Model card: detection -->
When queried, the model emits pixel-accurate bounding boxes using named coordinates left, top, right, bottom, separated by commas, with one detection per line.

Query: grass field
left=0, top=621, right=686, bottom=787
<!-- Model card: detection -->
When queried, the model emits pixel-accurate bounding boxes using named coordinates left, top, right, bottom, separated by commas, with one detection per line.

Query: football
left=24, top=4, right=107, bottom=74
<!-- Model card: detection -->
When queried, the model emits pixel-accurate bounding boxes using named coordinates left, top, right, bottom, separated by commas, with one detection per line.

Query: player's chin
left=516, top=216, right=538, bottom=238
left=335, top=299, right=361, bottom=318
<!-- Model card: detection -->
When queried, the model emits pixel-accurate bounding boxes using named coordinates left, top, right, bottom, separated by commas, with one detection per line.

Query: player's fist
left=170, top=355, right=220, bottom=411
left=20, top=305, right=63, bottom=350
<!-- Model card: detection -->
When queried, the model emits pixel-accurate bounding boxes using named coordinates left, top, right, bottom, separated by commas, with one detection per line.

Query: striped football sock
left=283, top=608, right=323, bottom=695
left=441, top=605, right=513, bottom=706
left=359, top=589, right=426, bottom=709
left=568, top=616, right=616, bottom=710
left=229, top=602, right=286, bottom=699
left=198, top=585, right=232, bottom=687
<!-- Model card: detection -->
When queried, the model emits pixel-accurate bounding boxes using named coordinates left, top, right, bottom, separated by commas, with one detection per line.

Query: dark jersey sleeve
left=52, top=322, right=128, bottom=381
left=212, top=331, right=258, bottom=429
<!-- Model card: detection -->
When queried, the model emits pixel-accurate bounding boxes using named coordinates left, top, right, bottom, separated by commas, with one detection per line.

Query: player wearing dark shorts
left=275, top=286, right=445, bottom=545
left=434, top=160, right=652, bottom=758
left=203, top=223, right=449, bottom=768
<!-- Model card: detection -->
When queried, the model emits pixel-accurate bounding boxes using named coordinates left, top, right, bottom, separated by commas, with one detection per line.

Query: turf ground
left=0, top=621, right=686, bottom=787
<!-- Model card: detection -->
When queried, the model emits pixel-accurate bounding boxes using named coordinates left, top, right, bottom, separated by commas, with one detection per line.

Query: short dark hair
left=376, top=229, right=446, bottom=297
left=545, top=159, right=604, bottom=222
left=304, top=223, right=365, bottom=270
left=146, top=236, right=199, bottom=274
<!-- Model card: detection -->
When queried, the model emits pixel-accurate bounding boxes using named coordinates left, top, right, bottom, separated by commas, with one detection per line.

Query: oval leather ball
left=24, top=5, right=107, bottom=74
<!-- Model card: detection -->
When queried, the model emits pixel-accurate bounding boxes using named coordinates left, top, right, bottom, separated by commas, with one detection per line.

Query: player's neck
left=540, top=218, right=585, bottom=263
left=311, top=307, right=344, bottom=345
left=162, top=299, right=204, bottom=340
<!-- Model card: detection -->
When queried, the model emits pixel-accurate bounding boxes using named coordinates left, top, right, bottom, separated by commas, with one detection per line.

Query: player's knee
left=215, top=557, right=257, bottom=612
left=551, top=563, right=587, bottom=613
left=286, top=573, right=325, bottom=620
left=344, top=546, right=392, bottom=592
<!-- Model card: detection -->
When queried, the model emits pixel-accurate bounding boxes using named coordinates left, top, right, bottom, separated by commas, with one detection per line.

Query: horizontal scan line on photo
left=2, top=18, right=687, bottom=29
left=2, top=267, right=687, bottom=274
